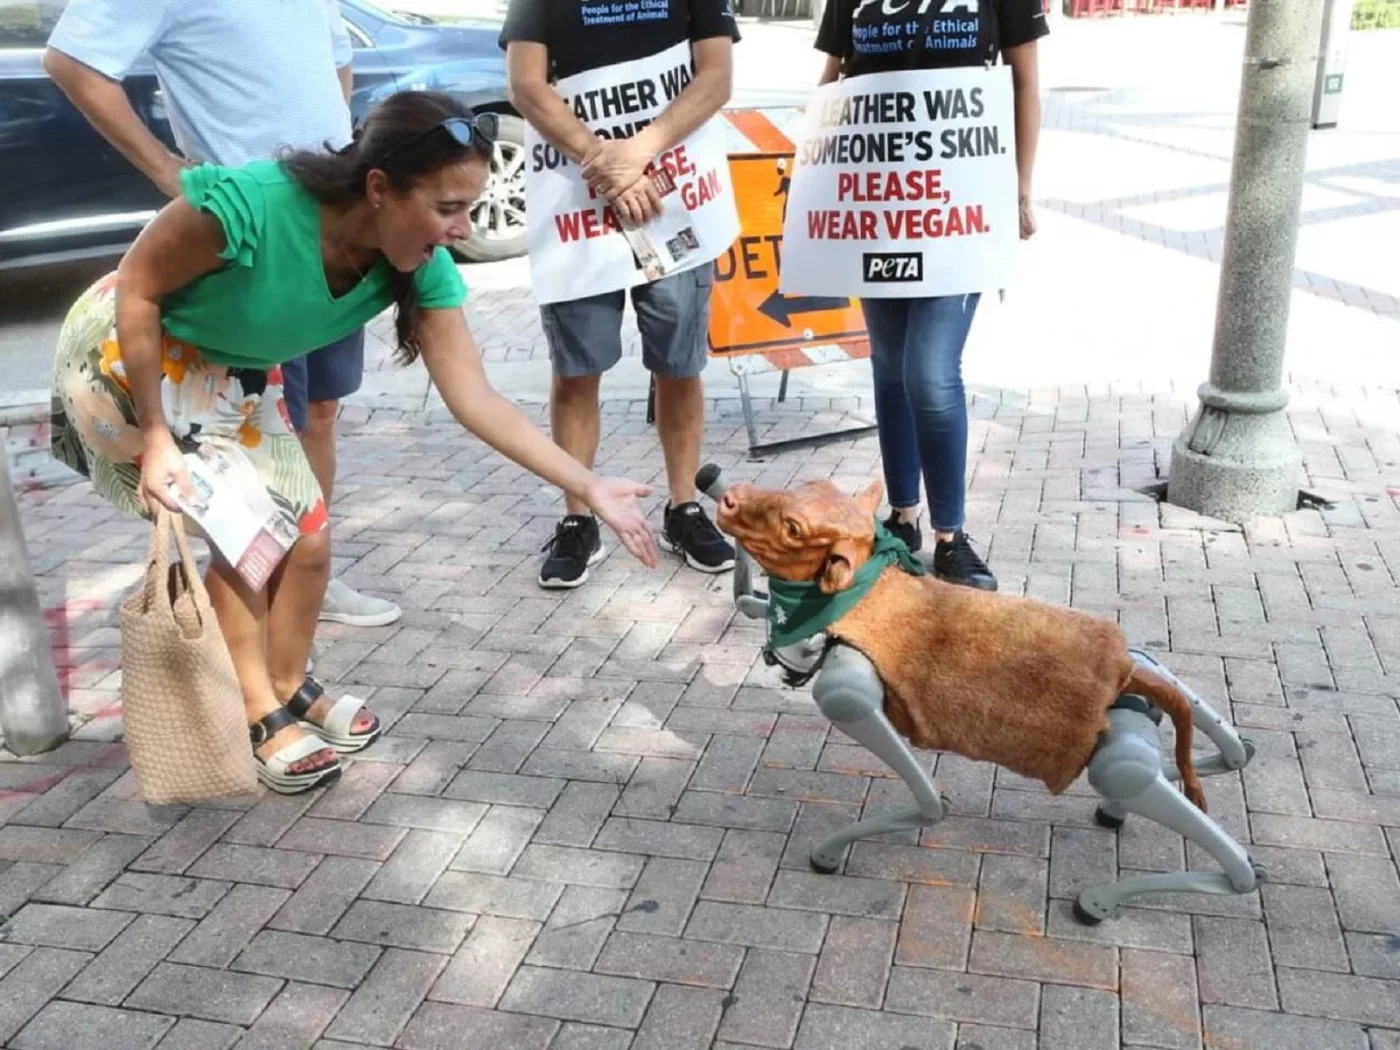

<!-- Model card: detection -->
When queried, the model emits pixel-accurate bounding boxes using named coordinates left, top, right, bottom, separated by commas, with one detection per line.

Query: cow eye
left=784, top=519, right=801, bottom=540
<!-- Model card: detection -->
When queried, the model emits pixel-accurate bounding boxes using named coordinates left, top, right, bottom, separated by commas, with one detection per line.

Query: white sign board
left=778, top=66, right=1019, bottom=299
left=524, top=41, right=740, bottom=305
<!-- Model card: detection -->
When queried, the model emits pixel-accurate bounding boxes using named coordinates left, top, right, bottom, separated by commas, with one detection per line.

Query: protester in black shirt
left=502, top=0, right=742, bottom=590
left=816, top=0, right=1048, bottom=591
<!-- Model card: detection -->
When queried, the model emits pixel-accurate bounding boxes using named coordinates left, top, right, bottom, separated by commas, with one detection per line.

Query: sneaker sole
left=538, top=543, right=605, bottom=590
left=318, top=608, right=403, bottom=628
left=661, top=536, right=735, bottom=574
left=935, top=571, right=998, bottom=592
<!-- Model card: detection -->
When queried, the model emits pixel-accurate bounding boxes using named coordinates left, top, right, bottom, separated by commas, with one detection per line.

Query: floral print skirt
left=50, top=273, right=328, bottom=572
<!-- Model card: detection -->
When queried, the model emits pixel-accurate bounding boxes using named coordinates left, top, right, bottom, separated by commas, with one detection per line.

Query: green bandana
left=764, top=519, right=926, bottom=652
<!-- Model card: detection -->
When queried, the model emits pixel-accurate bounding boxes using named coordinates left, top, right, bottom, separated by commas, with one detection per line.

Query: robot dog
left=698, top=465, right=1263, bottom=924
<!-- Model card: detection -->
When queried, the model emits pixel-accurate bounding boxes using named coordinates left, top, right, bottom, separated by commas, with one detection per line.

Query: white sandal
left=251, top=708, right=342, bottom=794
left=285, top=676, right=381, bottom=754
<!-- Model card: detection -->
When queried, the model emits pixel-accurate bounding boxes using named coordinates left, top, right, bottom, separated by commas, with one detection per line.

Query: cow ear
left=856, top=480, right=884, bottom=517
left=818, top=538, right=859, bottom=595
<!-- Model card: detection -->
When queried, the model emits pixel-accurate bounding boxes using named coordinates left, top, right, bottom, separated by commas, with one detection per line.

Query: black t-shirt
left=500, top=0, right=740, bottom=81
left=817, top=0, right=1047, bottom=78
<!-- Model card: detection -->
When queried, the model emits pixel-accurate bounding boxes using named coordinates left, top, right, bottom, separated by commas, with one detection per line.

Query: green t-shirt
left=160, top=160, right=467, bottom=369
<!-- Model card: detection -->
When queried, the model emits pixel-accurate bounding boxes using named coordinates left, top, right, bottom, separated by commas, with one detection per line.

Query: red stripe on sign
left=762, top=349, right=816, bottom=371
left=724, top=110, right=794, bottom=154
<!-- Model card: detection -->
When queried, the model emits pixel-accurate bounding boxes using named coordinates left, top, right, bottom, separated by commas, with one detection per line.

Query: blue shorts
left=281, top=328, right=366, bottom=432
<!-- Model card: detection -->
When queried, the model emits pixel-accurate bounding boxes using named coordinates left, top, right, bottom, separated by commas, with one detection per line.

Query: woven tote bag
left=119, top=507, right=257, bottom=803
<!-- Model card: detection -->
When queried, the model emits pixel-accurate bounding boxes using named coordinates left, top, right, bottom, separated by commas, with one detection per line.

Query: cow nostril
left=720, top=490, right=737, bottom=513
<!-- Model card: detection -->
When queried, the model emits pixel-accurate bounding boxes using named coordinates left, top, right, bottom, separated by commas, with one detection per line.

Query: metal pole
left=0, top=449, right=69, bottom=756
left=1167, top=0, right=1324, bottom=522
left=1311, top=0, right=1355, bottom=129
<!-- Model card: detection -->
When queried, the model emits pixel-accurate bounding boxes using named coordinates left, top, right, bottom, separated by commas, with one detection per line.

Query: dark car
left=0, top=0, right=526, bottom=270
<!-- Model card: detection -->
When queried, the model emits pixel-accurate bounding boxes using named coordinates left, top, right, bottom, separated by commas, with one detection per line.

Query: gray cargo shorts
left=540, top=265, right=714, bottom=380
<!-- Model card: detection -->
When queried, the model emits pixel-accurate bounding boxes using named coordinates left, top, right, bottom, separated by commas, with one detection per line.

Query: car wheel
left=453, top=113, right=528, bottom=263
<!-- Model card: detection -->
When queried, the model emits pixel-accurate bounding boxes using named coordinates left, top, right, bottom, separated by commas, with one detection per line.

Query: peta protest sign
left=525, top=40, right=739, bottom=305
left=778, top=66, right=1018, bottom=299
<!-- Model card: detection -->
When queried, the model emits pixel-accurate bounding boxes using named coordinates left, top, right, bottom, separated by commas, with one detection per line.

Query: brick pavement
left=4, top=371, right=1400, bottom=1050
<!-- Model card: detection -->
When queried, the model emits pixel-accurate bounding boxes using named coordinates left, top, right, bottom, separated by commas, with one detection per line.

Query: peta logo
left=863, top=252, right=923, bottom=282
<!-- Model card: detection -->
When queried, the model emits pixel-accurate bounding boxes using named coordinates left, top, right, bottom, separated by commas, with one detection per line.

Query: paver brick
left=715, top=948, right=814, bottom=1048
left=331, top=899, right=473, bottom=954
left=442, top=771, right=566, bottom=810
left=1326, top=853, right=1400, bottom=936
left=32, top=833, right=150, bottom=906
left=498, top=965, right=654, bottom=1029
left=1249, top=814, right=1390, bottom=857
left=519, top=747, right=639, bottom=785
left=430, top=915, right=538, bottom=1006
left=1260, top=883, right=1349, bottom=972
left=1277, top=968, right=1400, bottom=1028
left=222, top=795, right=317, bottom=848
left=166, top=884, right=291, bottom=969
left=844, top=841, right=981, bottom=888
left=364, top=829, right=463, bottom=904
left=1039, top=983, right=1118, bottom=1050
left=324, top=948, right=445, bottom=1045
left=617, top=857, right=707, bottom=936
left=186, top=843, right=322, bottom=890
left=307, top=760, right=402, bottom=822
left=362, top=794, right=489, bottom=835
left=130, top=811, right=241, bottom=876
left=1, top=901, right=133, bottom=950
left=0, top=826, right=102, bottom=865
left=1122, top=947, right=1202, bottom=1050
left=794, top=1003, right=955, bottom=1050
left=1193, top=916, right=1277, bottom=1010
left=126, top=961, right=283, bottom=1026
left=969, top=929, right=1117, bottom=991
left=151, top=1018, right=242, bottom=1050
left=0, top=947, right=93, bottom=1044
left=533, top=783, right=622, bottom=849
left=10, top=768, right=122, bottom=828
left=12, top=1000, right=175, bottom=1050
left=594, top=817, right=723, bottom=861
left=955, top=1025, right=1035, bottom=1050
left=397, top=1002, right=557, bottom=1050
left=810, top=916, right=896, bottom=1009
left=1200, top=1005, right=1368, bottom=1050
left=512, top=845, right=645, bottom=890
left=235, top=980, right=348, bottom=1050
left=631, top=984, right=724, bottom=1050
left=613, top=757, right=693, bottom=819
left=594, top=930, right=744, bottom=988
left=525, top=886, right=627, bottom=971
left=268, top=858, right=379, bottom=936
left=92, top=873, right=231, bottom=919
left=61, top=913, right=193, bottom=1006
left=233, top=930, right=382, bottom=988
left=277, top=818, right=407, bottom=861
left=468, top=720, right=551, bottom=774
left=684, top=902, right=828, bottom=954
left=451, top=805, right=543, bottom=876
left=921, top=816, right=1050, bottom=859
left=884, top=967, right=1040, bottom=1030
left=1346, top=932, right=1400, bottom=980
left=700, top=829, right=785, bottom=904
left=424, top=871, right=564, bottom=920
left=768, top=870, right=905, bottom=920
left=689, top=736, right=764, bottom=793
left=65, top=799, right=188, bottom=838
left=896, top=884, right=975, bottom=970
left=671, top=790, right=797, bottom=832
left=548, top=1022, right=635, bottom=1050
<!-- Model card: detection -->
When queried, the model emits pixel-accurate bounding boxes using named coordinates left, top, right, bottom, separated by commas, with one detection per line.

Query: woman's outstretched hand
left=586, top=477, right=659, bottom=569
left=137, top=428, right=195, bottom=515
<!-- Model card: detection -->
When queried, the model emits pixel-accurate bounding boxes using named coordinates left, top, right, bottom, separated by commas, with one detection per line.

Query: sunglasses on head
left=377, top=112, right=499, bottom=167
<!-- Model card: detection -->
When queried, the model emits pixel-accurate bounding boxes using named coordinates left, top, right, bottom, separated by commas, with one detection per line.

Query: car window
left=343, top=16, right=371, bottom=49
left=0, top=0, right=64, bottom=49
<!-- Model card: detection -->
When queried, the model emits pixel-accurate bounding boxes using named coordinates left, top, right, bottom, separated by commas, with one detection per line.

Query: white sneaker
left=319, top=578, right=402, bottom=628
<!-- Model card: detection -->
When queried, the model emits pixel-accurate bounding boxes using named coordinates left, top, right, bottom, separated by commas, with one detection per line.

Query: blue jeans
left=861, top=294, right=981, bottom=533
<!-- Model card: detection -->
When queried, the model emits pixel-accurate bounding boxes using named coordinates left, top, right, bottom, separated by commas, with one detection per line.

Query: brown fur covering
left=717, top=479, right=1205, bottom=809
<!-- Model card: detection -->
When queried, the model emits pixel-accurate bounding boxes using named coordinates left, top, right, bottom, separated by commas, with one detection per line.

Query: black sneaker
left=539, top=515, right=603, bottom=589
left=883, top=510, right=923, bottom=553
left=934, top=531, right=997, bottom=591
left=663, top=501, right=735, bottom=573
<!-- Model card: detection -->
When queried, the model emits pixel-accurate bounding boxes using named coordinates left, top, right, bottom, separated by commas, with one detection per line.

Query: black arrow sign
left=758, top=290, right=851, bottom=328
